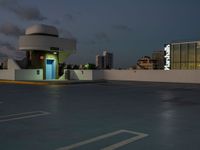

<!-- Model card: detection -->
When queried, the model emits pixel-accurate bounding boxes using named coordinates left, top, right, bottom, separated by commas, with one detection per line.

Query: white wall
left=69, top=70, right=93, bottom=80
left=15, top=69, right=43, bottom=81
left=93, top=70, right=104, bottom=80
left=0, top=70, right=15, bottom=80
left=0, top=59, right=20, bottom=80
left=102, top=70, right=200, bottom=83
left=7, top=59, right=20, bottom=70
left=70, top=70, right=200, bottom=84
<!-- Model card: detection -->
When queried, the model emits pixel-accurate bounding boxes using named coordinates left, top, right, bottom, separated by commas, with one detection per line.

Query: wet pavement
left=0, top=81, right=200, bottom=150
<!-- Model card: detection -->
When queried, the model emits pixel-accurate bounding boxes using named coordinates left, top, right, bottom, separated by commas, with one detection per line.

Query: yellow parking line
left=0, top=80, right=48, bottom=85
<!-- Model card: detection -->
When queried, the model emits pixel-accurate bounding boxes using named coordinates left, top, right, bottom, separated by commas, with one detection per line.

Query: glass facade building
left=165, top=41, right=200, bottom=70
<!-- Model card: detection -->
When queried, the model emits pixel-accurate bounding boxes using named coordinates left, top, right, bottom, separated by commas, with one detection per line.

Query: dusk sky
left=0, top=0, right=200, bottom=68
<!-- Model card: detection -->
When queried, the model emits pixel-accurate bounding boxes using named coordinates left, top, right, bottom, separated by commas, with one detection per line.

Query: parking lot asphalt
left=0, top=81, right=200, bottom=150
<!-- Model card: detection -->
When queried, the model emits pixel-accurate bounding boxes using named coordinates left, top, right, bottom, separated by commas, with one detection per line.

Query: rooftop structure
left=25, top=24, right=59, bottom=37
left=19, top=24, right=76, bottom=53
left=18, top=24, right=76, bottom=80
left=136, top=56, right=156, bottom=70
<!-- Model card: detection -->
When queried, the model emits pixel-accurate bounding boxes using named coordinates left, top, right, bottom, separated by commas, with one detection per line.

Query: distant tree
left=72, top=64, right=79, bottom=69
left=65, top=64, right=72, bottom=69
left=84, top=63, right=96, bottom=69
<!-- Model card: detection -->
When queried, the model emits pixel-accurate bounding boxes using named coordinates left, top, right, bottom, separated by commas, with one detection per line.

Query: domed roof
left=25, top=24, right=59, bottom=37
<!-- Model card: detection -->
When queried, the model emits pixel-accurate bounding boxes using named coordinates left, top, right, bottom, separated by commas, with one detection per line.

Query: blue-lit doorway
left=46, top=59, right=56, bottom=80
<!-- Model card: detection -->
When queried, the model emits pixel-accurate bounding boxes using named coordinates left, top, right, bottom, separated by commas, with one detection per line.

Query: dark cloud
left=59, top=28, right=75, bottom=39
left=80, top=32, right=110, bottom=46
left=94, top=32, right=110, bottom=42
left=13, top=7, right=46, bottom=21
left=80, top=40, right=96, bottom=46
left=112, top=25, right=132, bottom=31
left=63, top=30, right=74, bottom=38
left=0, top=0, right=13, bottom=6
left=64, top=14, right=74, bottom=22
left=88, top=40, right=96, bottom=45
left=0, top=22, right=24, bottom=37
left=64, top=11, right=82, bottom=23
left=52, top=13, right=75, bottom=26
left=0, top=0, right=46, bottom=21
left=52, top=20, right=61, bottom=25
left=0, top=41, right=26, bottom=60
left=0, top=41, right=15, bottom=50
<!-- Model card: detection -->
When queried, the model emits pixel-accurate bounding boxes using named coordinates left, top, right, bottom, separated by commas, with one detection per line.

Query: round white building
left=18, top=24, right=76, bottom=80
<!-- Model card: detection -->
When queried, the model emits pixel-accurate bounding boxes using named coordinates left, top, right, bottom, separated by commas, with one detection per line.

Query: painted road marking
left=57, top=129, right=148, bottom=150
left=0, top=80, right=48, bottom=85
left=0, top=111, right=50, bottom=123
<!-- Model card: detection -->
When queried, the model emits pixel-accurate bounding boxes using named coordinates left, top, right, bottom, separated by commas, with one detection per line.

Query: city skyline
left=0, top=0, right=200, bottom=68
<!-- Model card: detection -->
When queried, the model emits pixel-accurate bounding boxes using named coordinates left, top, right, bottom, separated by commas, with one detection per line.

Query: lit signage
left=164, top=44, right=170, bottom=70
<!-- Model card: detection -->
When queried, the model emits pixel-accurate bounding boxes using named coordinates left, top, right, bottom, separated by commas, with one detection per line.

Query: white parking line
left=102, top=130, right=148, bottom=150
left=0, top=111, right=50, bottom=123
left=57, top=129, right=148, bottom=150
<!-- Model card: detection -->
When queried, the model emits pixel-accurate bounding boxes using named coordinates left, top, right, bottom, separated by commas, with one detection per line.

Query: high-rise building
left=103, top=51, right=113, bottom=69
left=152, top=51, right=164, bottom=69
left=96, top=55, right=104, bottom=69
left=96, top=50, right=113, bottom=69
left=164, top=41, right=200, bottom=70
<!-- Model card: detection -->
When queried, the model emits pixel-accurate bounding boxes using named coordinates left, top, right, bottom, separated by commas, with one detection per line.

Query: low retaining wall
left=0, top=59, right=20, bottom=80
left=70, top=70, right=200, bottom=84
left=68, top=70, right=104, bottom=80
left=103, top=70, right=200, bottom=83
left=0, top=70, right=15, bottom=80
left=15, top=69, right=43, bottom=81
left=69, top=70, right=93, bottom=80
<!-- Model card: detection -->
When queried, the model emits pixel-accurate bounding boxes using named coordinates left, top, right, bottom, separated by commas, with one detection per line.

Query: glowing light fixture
left=40, top=56, right=44, bottom=60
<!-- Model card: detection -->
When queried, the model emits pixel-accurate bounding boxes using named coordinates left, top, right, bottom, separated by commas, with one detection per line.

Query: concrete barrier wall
left=102, top=70, right=200, bottom=83
left=0, top=70, right=15, bottom=80
left=15, top=69, right=43, bottom=81
left=69, top=70, right=93, bottom=80
left=7, top=59, right=20, bottom=70
left=71, top=70, right=200, bottom=84
left=0, top=59, right=21, bottom=80
left=93, top=70, right=104, bottom=80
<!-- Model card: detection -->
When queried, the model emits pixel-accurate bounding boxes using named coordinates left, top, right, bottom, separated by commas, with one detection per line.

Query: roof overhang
left=19, top=35, right=76, bottom=52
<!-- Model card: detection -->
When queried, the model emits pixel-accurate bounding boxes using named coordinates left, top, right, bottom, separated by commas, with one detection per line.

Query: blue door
left=46, top=59, right=55, bottom=80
